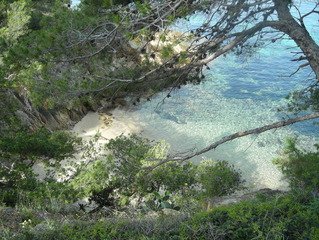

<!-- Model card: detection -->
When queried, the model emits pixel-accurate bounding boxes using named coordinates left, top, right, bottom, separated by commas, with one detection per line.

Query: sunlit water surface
left=72, top=1, right=319, bottom=190
left=122, top=9, right=319, bottom=190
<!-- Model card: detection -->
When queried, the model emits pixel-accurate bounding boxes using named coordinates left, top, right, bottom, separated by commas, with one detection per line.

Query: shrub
left=197, top=160, right=243, bottom=198
left=0, top=128, right=81, bottom=160
left=70, top=135, right=243, bottom=212
left=0, top=128, right=81, bottom=208
left=9, top=195, right=319, bottom=240
left=180, top=195, right=319, bottom=240
left=274, top=139, right=319, bottom=197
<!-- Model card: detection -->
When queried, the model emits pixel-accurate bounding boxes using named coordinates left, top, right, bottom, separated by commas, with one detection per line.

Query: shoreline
left=33, top=107, right=141, bottom=181
left=72, top=108, right=141, bottom=141
left=73, top=106, right=290, bottom=192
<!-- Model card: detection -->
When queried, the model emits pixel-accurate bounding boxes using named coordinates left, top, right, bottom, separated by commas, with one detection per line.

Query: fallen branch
left=147, top=112, right=319, bottom=170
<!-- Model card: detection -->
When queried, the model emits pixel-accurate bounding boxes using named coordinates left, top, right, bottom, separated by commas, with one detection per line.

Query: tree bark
left=273, top=0, right=319, bottom=80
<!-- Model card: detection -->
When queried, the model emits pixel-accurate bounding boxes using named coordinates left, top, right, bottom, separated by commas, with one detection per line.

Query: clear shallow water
left=71, top=1, right=319, bottom=190
left=125, top=63, right=317, bottom=190
left=122, top=10, right=319, bottom=190
left=71, top=0, right=80, bottom=7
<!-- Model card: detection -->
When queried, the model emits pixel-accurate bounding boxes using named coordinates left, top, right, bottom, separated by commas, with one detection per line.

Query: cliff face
left=10, top=88, right=134, bottom=131
left=11, top=91, right=89, bottom=130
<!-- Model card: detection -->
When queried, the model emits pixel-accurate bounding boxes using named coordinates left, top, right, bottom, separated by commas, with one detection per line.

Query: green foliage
left=180, top=195, right=319, bottom=240
left=8, top=195, right=319, bottom=240
left=0, top=0, right=31, bottom=44
left=3, top=137, right=319, bottom=239
left=285, top=88, right=319, bottom=112
left=0, top=162, right=77, bottom=209
left=274, top=139, right=319, bottom=197
left=143, top=162, right=197, bottom=193
left=70, top=135, right=243, bottom=212
left=0, top=163, right=37, bottom=207
left=11, top=215, right=186, bottom=240
left=197, top=160, right=244, bottom=198
left=0, top=0, right=104, bottom=107
left=0, top=128, right=80, bottom=208
left=0, top=128, right=80, bottom=160
left=70, top=158, right=115, bottom=198
left=136, top=1, right=152, bottom=16
left=160, top=45, right=174, bottom=60
left=143, top=191, right=181, bottom=212
left=80, top=0, right=131, bottom=14
left=16, top=181, right=78, bottom=211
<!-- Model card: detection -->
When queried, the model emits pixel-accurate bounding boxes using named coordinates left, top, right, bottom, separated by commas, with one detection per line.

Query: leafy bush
left=70, top=135, right=243, bottom=212
left=0, top=128, right=81, bottom=208
left=197, top=160, right=243, bottom=198
left=70, top=135, right=194, bottom=210
left=5, top=139, right=319, bottom=240
left=17, top=181, right=78, bottom=211
left=0, top=128, right=81, bottom=160
left=274, top=139, right=319, bottom=197
left=180, top=195, right=319, bottom=240
left=8, top=195, right=319, bottom=240
left=141, top=162, right=197, bottom=193
left=70, top=158, right=115, bottom=198
left=0, top=166, right=78, bottom=210
left=12, top=215, right=187, bottom=240
left=0, top=163, right=37, bottom=207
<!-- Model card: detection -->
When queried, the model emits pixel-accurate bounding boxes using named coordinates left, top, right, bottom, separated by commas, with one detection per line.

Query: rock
left=114, top=98, right=127, bottom=107
left=37, top=109, right=59, bottom=128
left=100, top=98, right=109, bottom=107
left=257, top=141, right=265, bottom=147
left=210, top=188, right=286, bottom=207
left=55, top=111, right=71, bottom=127
left=0, top=207, right=22, bottom=231
left=61, top=204, right=80, bottom=214
left=15, top=110, right=35, bottom=127
left=99, top=114, right=113, bottom=126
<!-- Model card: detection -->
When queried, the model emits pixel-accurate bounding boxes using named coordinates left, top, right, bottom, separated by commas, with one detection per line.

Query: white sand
left=33, top=108, right=140, bottom=180
left=73, top=109, right=140, bottom=141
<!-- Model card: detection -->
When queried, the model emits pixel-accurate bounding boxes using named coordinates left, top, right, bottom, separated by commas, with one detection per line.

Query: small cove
left=70, top=1, right=319, bottom=190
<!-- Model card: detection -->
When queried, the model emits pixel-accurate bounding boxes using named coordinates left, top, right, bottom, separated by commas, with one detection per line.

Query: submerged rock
left=257, top=141, right=265, bottom=147
left=155, top=109, right=187, bottom=124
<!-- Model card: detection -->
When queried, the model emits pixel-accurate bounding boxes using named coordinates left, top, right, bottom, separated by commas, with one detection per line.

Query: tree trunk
left=273, top=0, right=319, bottom=80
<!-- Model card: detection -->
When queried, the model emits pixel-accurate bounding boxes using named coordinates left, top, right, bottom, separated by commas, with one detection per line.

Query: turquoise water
left=71, top=1, right=319, bottom=189
left=71, top=0, right=80, bottom=7
left=123, top=7, right=319, bottom=190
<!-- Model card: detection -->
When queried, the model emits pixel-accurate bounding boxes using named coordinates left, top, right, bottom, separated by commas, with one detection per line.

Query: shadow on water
left=137, top=111, right=288, bottom=190
left=183, top=135, right=265, bottom=189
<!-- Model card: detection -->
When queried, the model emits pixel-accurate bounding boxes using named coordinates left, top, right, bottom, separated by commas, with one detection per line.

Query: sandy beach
left=72, top=109, right=140, bottom=141
left=33, top=108, right=140, bottom=180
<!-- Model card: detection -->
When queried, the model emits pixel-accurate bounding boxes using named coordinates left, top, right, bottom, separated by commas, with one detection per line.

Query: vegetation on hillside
left=1, top=0, right=319, bottom=239
left=1, top=136, right=319, bottom=239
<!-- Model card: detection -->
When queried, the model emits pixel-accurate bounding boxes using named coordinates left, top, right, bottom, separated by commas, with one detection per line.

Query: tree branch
left=147, top=112, right=319, bottom=171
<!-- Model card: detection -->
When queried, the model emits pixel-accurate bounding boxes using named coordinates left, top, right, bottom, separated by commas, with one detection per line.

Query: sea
left=72, top=0, right=319, bottom=190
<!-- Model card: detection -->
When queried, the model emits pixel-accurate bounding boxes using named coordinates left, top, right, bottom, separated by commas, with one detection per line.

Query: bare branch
left=289, top=62, right=310, bottom=77
left=147, top=112, right=319, bottom=171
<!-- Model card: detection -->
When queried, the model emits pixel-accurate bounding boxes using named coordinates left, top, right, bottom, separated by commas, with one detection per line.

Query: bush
left=0, top=128, right=81, bottom=208
left=274, top=139, right=319, bottom=197
left=197, top=160, right=243, bottom=198
left=70, top=135, right=243, bottom=212
left=180, top=195, right=319, bottom=240
left=12, top=215, right=187, bottom=240
left=0, top=128, right=81, bottom=160
left=9, top=195, right=319, bottom=240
